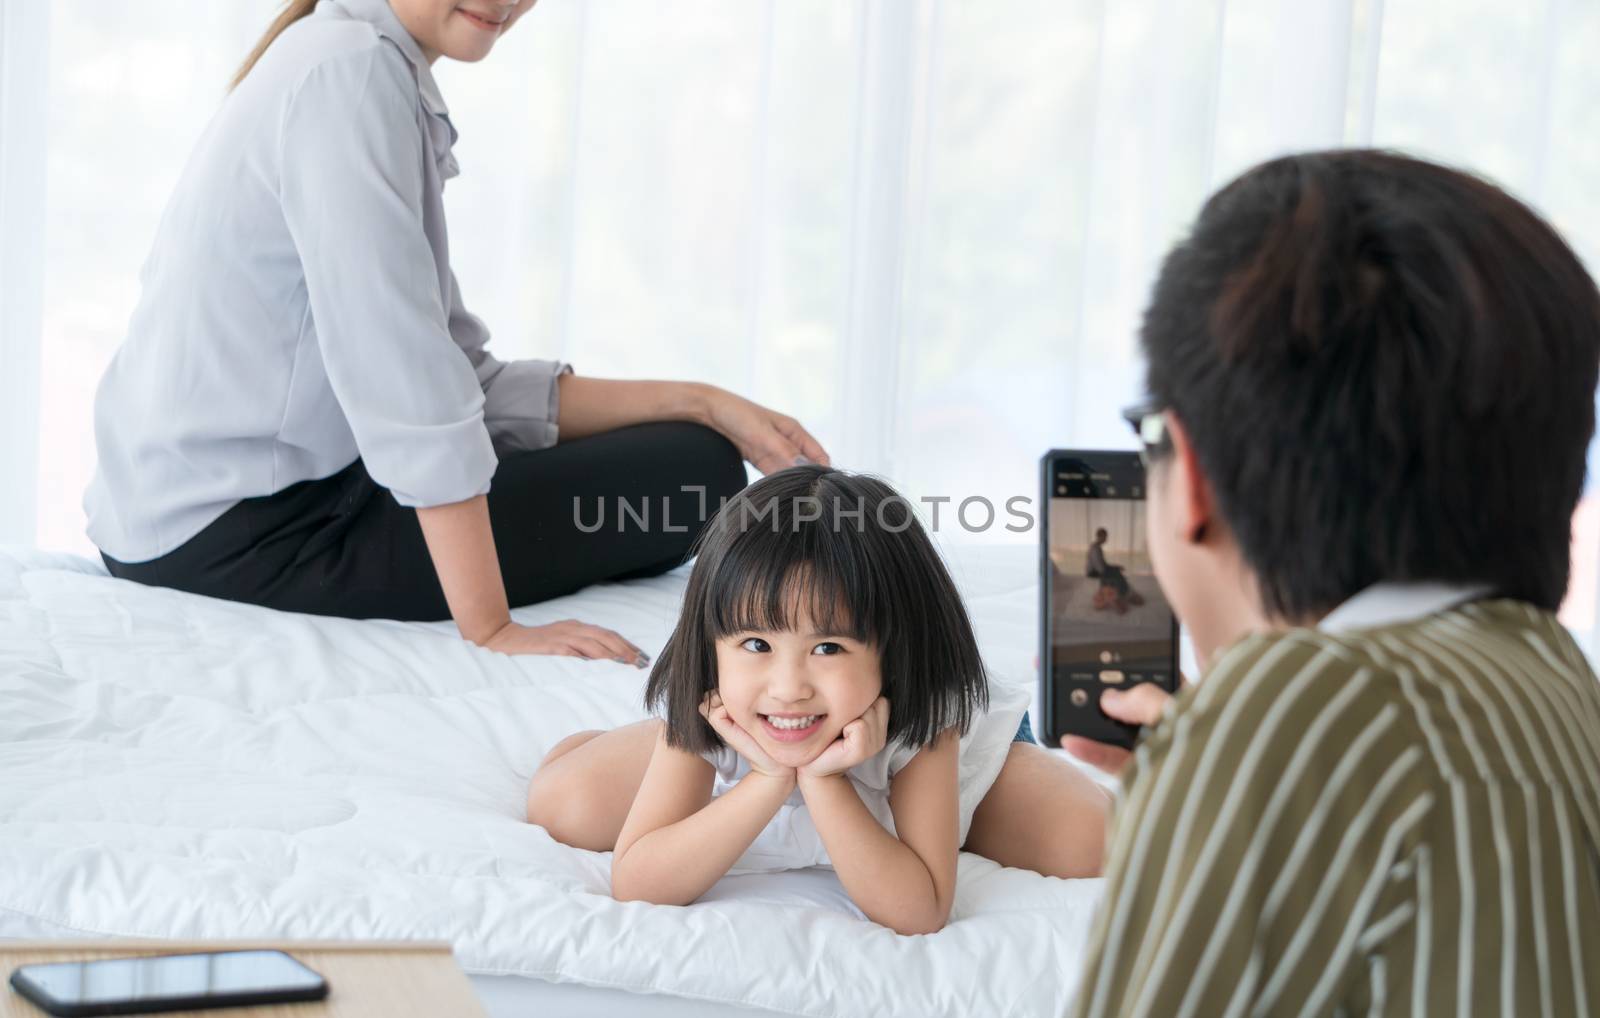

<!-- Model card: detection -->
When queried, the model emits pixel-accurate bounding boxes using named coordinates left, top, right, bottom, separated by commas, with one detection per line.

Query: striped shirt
left=1070, top=594, right=1600, bottom=1018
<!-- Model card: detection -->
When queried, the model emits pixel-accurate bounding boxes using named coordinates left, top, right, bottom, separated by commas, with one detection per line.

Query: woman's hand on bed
left=482, top=619, right=650, bottom=667
left=798, top=697, right=889, bottom=781
left=700, top=387, right=832, bottom=475
left=699, top=692, right=794, bottom=780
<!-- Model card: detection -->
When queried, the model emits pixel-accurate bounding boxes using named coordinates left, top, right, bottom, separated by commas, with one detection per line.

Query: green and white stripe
left=1070, top=600, right=1600, bottom=1018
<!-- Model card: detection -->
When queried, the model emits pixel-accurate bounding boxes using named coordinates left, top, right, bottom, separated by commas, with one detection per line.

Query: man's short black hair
left=645, top=465, right=989, bottom=755
left=1141, top=149, right=1600, bottom=617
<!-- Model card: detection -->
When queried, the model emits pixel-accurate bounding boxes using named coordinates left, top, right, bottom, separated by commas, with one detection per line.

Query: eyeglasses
left=1121, top=400, right=1171, bottom=466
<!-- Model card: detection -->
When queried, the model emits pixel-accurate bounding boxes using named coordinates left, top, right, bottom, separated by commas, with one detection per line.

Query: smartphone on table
left=9, top=949, right=327, bottom=1016
left=1038, top=449, right=1180, bottom=749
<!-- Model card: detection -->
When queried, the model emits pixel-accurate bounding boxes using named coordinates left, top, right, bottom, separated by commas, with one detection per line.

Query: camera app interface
left=1048, top=459, right=1176, bottom=713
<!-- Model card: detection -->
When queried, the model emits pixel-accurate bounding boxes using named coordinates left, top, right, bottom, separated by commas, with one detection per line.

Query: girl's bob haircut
left=645, top=465, right=989, bottom=755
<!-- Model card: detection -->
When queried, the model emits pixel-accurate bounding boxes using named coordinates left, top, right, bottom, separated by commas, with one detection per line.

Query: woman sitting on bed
left=526, top=465, right=1108, bottom=934
left=84, top=0, right=823, bottom=664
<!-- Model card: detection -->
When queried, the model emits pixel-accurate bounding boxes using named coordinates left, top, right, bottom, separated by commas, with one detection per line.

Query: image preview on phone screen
left=1047, top=460, right=1176, bottom=739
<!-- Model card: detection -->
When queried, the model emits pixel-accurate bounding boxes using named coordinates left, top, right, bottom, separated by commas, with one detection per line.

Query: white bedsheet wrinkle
left=0, top=543, right=1101, bottom=1017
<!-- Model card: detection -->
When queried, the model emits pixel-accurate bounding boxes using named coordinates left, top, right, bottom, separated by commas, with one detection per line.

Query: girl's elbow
left=609, top=862, right=692, bottom=907
left=608, top=867, right=652, bottom=904
left=888, top=916, right=946, bottom=936
left=610, top=884, right=659, bottom=904
left=613, top=887, right=696, bottom=907
left=608, top=858, right=645, bottom=903
left=877, top=902, right=952, bottom=936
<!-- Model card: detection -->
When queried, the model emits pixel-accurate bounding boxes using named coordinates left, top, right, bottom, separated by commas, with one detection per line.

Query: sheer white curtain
left=0, top=0, right=50, bottom=546
left=4, top=0, right=1600, bottom=627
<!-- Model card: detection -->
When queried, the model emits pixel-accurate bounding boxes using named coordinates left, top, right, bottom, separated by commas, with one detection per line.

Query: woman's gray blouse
left=85, top=0, right=568, bottom=563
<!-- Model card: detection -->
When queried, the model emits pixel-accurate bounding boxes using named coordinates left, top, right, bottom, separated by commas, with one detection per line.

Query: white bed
left=0, top=542, right=1103, bottom=1017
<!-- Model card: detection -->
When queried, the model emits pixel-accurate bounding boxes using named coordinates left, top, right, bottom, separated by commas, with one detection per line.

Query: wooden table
left=0, top=941, right=486, bottom=1018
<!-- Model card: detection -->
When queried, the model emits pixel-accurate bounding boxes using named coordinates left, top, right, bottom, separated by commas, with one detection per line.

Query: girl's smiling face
left=714, top=606, right=884, bottom=770
left=389, top=0, right=536, bottom=64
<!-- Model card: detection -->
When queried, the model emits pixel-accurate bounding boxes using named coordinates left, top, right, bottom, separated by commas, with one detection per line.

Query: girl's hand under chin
left=699, top=692, right=794, bottom=780
left=798, top=697, right=890, bottom=780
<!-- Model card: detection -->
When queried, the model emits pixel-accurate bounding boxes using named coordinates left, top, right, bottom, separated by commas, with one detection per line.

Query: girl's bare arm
left=797, top=732, right=962, bottom=935
left=610, top=729, right=795, bottom=905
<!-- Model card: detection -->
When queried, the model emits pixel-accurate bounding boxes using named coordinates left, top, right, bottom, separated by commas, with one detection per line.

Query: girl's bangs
left=704, top=526, right=875, bottom=642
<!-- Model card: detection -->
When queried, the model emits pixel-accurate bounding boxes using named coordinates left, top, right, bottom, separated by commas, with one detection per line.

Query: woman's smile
left=456, top=8, right=508, bottom=32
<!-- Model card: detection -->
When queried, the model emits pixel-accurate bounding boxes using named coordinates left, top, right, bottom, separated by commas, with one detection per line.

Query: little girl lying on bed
left=526, top=465, right=1107, bottom=934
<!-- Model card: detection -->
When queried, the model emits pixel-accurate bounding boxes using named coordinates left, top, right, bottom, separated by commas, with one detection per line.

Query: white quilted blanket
left=0, top=544, right=1102, bottom=1017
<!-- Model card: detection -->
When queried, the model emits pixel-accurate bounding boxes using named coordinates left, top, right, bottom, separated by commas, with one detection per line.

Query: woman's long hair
left=230, top=0, right=319, bottom=91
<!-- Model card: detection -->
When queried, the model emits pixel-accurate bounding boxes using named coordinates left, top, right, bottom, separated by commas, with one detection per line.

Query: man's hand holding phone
left=1059, top=682, right=1175, bottom=775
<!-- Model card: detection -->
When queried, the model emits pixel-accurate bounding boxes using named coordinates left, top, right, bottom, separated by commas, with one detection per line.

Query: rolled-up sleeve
left=444, top=269, right=571, bottom=455
left=278, top=45, right=496, bottom=508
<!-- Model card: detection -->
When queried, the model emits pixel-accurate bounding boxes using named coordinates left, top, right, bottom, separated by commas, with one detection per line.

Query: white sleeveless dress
left=703, top=682, right=1030, bottom=874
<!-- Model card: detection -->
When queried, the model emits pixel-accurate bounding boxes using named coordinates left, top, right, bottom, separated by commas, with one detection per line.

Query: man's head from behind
left=1140, top=149, right=1600, bottom=664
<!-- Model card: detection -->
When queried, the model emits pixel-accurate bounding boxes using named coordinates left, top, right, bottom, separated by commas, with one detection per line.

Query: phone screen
left=12, top=950, right=325, bottom=1011
left=1042, top=452, right=1178, bottom=747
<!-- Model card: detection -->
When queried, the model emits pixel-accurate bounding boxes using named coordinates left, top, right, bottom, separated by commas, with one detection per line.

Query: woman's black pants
left=102, top=423, right=748, bottom=621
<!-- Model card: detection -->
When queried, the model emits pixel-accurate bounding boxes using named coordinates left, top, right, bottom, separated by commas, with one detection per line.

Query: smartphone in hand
left=1038, top=450, right=1180, bottom=749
